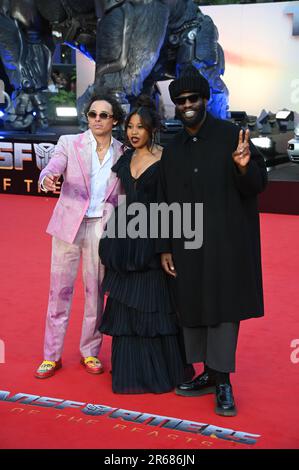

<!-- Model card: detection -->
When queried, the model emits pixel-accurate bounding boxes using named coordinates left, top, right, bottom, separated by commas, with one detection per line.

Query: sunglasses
left=174, top=94, right=201, bottom=106
left=87, top=111, right=113, bottom=120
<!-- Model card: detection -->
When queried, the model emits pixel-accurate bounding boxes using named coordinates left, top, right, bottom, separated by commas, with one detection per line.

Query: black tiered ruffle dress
left=99, top=149, right=185, bottom=393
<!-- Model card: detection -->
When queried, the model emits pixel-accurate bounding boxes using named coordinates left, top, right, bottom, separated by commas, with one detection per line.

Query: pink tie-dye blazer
left=39, top=130, right=124, bottom=244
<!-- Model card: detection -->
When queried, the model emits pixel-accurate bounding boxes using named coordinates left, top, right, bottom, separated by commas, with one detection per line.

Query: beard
left=176, top=102, right=206, bottom=129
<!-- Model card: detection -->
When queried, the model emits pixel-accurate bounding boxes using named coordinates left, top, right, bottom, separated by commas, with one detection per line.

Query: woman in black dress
left=99, top=96, right=185, bottom=394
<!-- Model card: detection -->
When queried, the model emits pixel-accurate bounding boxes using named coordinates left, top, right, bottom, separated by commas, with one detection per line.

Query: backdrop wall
left=160, top=1, right=299, bottom=120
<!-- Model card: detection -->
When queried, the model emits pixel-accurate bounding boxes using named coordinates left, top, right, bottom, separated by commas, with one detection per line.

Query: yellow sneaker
left=35, top=359, right=62, bottom=379
left=80, top=356, right=104, bottom=374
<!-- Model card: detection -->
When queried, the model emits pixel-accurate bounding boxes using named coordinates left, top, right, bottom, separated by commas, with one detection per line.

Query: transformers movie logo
left=0, top=142, right=55, bottom=171
left=0, top=390, right=261, bottom=446
left=0, top=141, right=57, bottom=195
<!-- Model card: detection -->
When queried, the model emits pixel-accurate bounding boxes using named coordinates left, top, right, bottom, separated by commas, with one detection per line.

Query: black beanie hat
left=169, top=64, right=210, bottom=102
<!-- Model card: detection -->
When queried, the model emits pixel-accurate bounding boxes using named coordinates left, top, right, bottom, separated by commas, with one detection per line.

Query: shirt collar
left=181, top=112, right=215, bottom=143
left=87, top=129, right=114, bottom=149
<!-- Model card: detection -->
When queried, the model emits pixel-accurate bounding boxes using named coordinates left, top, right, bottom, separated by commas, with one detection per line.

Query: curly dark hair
left=85, top=93, right=125, bottom=126
left=124, top=95, right=161, bottom=150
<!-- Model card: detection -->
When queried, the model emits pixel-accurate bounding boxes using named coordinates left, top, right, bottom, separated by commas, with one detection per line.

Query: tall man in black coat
left=157, top=64, right=267, bottom=416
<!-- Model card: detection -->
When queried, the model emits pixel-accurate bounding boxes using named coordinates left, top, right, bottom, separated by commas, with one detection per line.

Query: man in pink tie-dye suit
left=35, top=94, right=125, bottom=378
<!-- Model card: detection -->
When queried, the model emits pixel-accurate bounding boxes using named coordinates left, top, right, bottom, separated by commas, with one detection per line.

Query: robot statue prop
left=0, top=0, right=229, bottom=130
left=0, top=0, right=54, bottom=129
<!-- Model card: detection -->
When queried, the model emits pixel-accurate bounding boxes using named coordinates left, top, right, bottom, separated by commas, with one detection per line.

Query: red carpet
left=0, top=194, right=299, bottom=449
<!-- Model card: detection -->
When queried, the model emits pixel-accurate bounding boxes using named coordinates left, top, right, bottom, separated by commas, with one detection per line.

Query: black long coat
left=156, top=112, right=268, bottom=327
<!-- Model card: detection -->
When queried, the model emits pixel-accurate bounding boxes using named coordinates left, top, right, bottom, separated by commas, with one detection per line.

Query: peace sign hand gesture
left=232, top=129, right=251, bottom=173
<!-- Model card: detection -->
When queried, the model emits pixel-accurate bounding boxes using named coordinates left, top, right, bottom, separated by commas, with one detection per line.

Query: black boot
left=215, top=373, right=237, bottom=416
left=175, top=365, right=216, bottom=397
